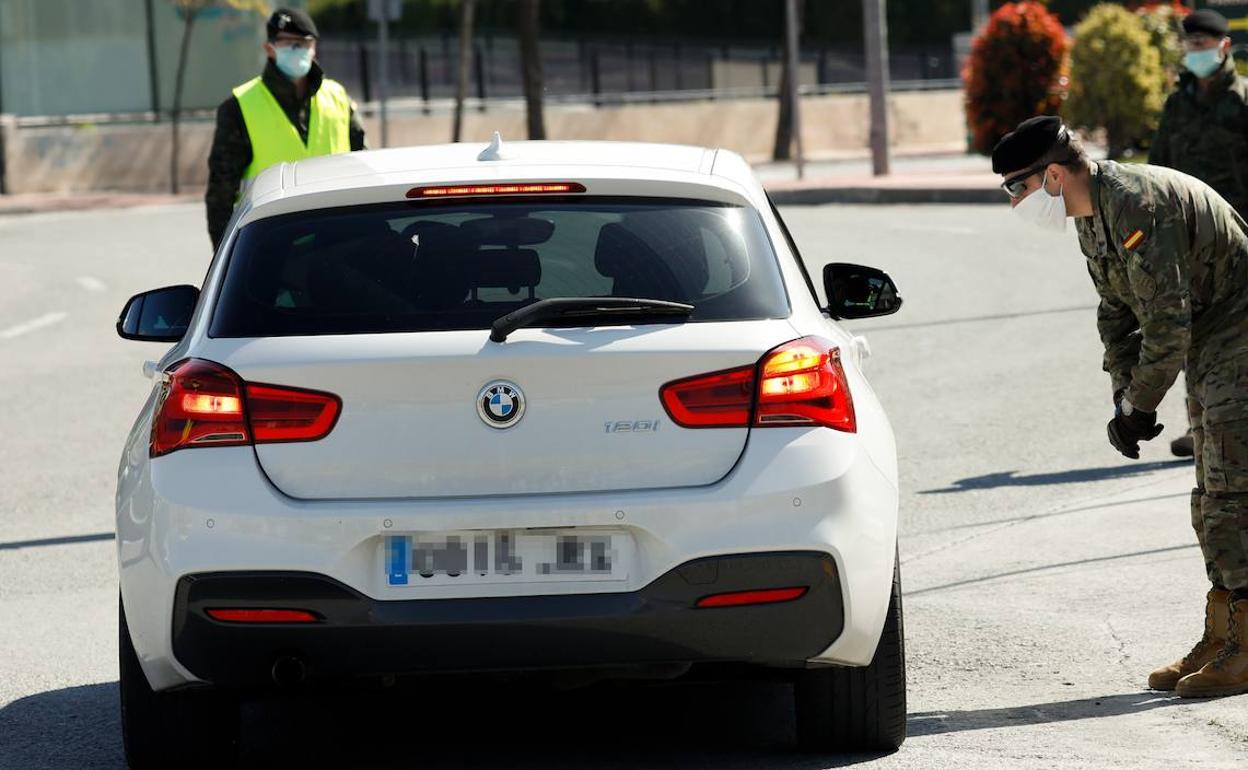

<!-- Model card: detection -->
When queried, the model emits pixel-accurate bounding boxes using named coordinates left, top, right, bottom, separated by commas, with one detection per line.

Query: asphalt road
left=1, top=202, right=1245, bottom=768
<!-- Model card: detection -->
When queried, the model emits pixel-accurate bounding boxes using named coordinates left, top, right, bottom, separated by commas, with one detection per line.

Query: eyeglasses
left=1001, top=166, right=1045, bottom=199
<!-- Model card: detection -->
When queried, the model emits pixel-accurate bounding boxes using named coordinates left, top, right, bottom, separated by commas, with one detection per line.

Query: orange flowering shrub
left=964, top=2, right=1069, bottom=155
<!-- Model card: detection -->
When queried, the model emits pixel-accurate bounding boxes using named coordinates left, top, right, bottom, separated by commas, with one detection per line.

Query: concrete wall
left=0, top=89, right=966, bottom=195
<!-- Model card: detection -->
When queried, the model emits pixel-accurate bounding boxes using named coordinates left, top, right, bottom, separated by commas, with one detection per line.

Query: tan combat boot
left=1177, top=593, right=1248, bottom=698
left=1147, top=588, right=1229, bottom=690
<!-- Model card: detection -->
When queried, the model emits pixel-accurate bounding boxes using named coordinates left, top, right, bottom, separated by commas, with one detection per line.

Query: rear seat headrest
left=594, top=223, right=651, bottom=278
left=461, top=216, right=554, bottom=247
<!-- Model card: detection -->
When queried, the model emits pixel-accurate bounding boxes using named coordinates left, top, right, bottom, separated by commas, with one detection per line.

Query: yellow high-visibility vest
left=232, top=76, right=351, bottom=180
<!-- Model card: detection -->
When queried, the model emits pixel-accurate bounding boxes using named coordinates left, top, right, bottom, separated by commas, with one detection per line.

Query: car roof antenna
left=478, top=131, right=504, bottom=161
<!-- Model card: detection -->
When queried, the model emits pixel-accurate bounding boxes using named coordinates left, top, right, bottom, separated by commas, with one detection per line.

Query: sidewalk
left=759, top=151, right=1002, bottom=205
left=0, top=191, right=200, bottom=216
left=0, top=152, right=1003, bottom=215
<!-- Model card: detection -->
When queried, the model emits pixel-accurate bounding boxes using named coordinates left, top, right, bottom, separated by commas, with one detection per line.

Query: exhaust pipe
left=271, top=655, right=307, bottom=687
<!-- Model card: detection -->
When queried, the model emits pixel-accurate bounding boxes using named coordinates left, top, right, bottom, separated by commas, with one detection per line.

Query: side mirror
left=116, top=285, right=200, bottom=342
left=823, top=263, right=903, bottom=320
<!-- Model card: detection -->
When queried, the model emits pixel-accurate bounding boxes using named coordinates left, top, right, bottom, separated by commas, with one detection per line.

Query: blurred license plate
left=385, top=530, right=631, bottom=586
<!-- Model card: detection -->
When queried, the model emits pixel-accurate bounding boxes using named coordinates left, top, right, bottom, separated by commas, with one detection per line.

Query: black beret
left=991, top=115, right=1068, bottom=175
left=267, top=7, right=319, bottom=40
left=1184, top=10, right=1228, bottom=38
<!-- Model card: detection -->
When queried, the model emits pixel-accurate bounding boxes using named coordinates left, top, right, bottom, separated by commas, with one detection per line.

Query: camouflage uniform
left=1150, top=55, right=1248, bottom=218
left=1076, top=160, right=1248, bottom=591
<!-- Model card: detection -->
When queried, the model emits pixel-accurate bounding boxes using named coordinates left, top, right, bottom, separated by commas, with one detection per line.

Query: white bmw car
left=115, top=137, right=905, bottom=767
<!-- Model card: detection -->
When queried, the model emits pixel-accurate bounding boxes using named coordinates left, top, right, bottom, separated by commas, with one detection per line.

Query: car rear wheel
left=119, top=596, right=239, bottom=769
left=794, top=551, right=906, bottom=753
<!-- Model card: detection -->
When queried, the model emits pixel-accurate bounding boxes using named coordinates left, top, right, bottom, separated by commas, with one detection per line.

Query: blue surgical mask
left=275, top=46, right=313, bottom=80
left=1184, top=48, right=1223, bottom=79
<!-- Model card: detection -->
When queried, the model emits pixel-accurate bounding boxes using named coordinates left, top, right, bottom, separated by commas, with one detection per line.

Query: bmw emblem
left=477, top=380, right=526, bottom=429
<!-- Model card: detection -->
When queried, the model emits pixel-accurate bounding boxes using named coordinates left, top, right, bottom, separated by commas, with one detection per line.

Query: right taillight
left=659, top=337, right=855, bottom=432
left=755, top=337, right=856, bottom=431
left=656, top=365, right=755, bottom=428
left=151, top=359, right=340, bottom=457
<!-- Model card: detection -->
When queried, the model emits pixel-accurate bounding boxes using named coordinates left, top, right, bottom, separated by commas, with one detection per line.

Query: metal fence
left=317, top=35, right=958, bottom=109
left=4, top=24, right=960, bottom=127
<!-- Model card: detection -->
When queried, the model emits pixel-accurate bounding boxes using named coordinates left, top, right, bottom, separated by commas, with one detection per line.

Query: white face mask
left=1012, top=176, right=1067, bottom=233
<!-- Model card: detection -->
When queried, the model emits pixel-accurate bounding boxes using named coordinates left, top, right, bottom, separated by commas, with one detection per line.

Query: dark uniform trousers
left=1152, top=57, right=1248, bottom=582
left=1080, top=161, right=1248, bottom=593
left=1188, top=357, right=1248, bottom=590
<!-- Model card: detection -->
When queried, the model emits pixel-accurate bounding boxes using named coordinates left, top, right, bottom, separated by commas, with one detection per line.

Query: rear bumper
left=119, top=427, right=898, bottom=691
left=172, top=552, right=843, bottom=687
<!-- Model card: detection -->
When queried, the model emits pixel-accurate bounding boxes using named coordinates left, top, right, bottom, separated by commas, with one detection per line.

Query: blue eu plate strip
left=387, top=536, right=408, bottom=586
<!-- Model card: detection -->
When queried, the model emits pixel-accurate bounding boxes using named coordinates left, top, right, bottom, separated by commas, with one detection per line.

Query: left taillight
left=151, top=359, right=340, bottom=457
left=658, top=337, right=856, bottom=432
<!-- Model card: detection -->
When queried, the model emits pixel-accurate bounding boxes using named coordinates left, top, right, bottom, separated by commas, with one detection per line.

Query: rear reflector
left=695, top=587, right=808, bottom=609
left=206, top=608, right=319, bottom=623
left=407, top=182, right=586, bottom=199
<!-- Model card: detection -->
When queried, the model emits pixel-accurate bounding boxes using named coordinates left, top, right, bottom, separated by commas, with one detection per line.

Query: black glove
left=1107, top=400, right=1164, bottom=460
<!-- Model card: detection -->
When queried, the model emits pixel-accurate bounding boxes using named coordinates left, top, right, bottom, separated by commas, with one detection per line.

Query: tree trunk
left=518, top=0, right=546, bottom=140
left=170, top=8, right=198, bottom=195
left=772, top=1, right=802, bottom=161
left=862, top=0, right=891, bottom=176
left=452, top=0, right=475, bottom=142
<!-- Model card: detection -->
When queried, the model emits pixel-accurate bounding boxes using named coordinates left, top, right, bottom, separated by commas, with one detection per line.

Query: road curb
left=0, top=194, right=201, bottom=217
left=766, top=186, right=1002, bottom=206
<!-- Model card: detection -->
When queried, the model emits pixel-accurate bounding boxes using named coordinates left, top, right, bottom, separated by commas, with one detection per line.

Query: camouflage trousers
left=1188, top=355, right=1248, bottom=591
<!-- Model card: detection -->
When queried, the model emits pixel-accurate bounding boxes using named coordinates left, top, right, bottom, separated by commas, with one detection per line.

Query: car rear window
left=209, top=197, right=790, bottom=338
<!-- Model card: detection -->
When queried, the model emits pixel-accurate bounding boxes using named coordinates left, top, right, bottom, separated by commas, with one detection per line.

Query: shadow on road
left=0, top=532, right=115, bottom=551
left=907, top=544, right=1197, bottom=597
left=0, top=682, right=122, bottom=770
left=920, top=460, right=1191, bottom=495
left=910, top=492, right=1189, bottom=535
left=908, top=691, right=1186, bottom=736
left=0, top=678, right=895, bottom=769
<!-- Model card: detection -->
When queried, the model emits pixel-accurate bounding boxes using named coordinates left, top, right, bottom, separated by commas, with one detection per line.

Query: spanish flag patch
left=1122, top=230, right=1145, bottom=250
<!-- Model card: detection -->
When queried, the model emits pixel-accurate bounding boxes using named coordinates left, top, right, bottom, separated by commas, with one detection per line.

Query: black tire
left=794, top=552, right=906, bottom=753
left=119, top=595, right=239, bottom=769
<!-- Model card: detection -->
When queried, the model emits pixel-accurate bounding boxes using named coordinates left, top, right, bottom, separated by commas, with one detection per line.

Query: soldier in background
left=205, top=7, right=366, bottom=251
left=1150, top=9, right=1248, bottom=457
left=995, top=116, right=1248, bottom=698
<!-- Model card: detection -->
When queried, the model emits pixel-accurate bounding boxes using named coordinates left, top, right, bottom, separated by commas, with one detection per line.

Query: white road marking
left=0, top=312, right=68, bottom=339
left=890, top=224, right=977, bottom=235
left=75, top=276, right=106, bottom=292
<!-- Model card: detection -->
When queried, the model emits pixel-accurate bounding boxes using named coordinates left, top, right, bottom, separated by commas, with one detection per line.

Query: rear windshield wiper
left=490, top=297, right=695, bottom=343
